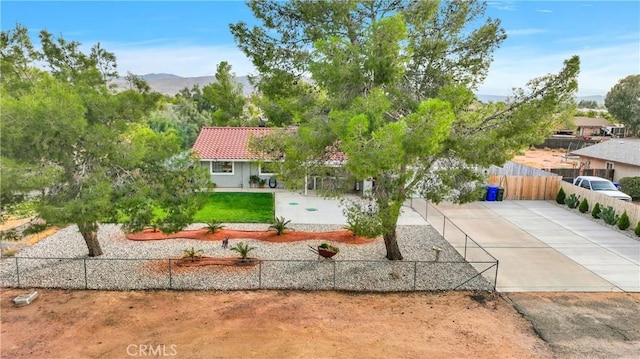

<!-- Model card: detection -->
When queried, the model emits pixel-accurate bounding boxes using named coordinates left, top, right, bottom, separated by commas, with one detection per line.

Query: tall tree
left=605, top=74, right=640, bottom=136
left=233, top=0, right=579, bottom=260
left=202, top=61, right=246, bottom=126
left=1, top=25, right=208, bottom=256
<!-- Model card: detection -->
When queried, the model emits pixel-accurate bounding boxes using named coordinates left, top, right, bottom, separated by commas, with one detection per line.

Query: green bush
left=578, top=198, right=589, bottom=213
left=635, top=221, right=640, bottom=237
left=0, top=230, right=21, bottom=241
left=618, top=177, right=640, bottom=199
left=556, top=188, right=566, bottom=205
left=591, top=203, right=601, bottom=218
left=22, top=222, right=50, bottom=235
left=341, top=199, right=384, bottom=238
left=268, top=216, right=292, bottom=235
left=600, top=206, right=619, bottom=225
left=564, top=193, right=580, bottom=209
left=617, top=211, right=630, bottom=230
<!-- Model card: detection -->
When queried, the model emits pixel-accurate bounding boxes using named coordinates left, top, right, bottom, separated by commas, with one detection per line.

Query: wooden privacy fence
left=488, top=175, right=561, bottom=200
left=550, top=168, right=614, bottom=181
left=560, top=182, right=640, bottom=226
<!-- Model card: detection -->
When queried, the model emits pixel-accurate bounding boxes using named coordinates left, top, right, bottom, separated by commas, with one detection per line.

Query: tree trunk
left=78, top=222, right=103, bottom=257
left=383, top=229, right=403, bottom=260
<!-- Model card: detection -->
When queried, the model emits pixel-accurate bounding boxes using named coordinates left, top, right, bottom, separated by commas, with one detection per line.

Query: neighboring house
left=192, top=127, right=280, bottom=188
left=571, top=138, right=640, bottom=182
left=572, top=116, right=614, bottom=137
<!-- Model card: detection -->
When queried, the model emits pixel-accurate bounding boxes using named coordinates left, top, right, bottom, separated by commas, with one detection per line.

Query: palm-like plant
left=203, top=219, right=225, bottom=234
left=229, top=242, right=256, bottom=260
left=181, top=247, right=204, bottom=262
left=268, top=216, right=292, bottom=235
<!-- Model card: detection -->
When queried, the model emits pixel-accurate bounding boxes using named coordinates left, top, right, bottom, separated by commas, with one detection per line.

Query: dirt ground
left=2, top=289, right=639, bottom=359
left=511, top=147, right=579, bottom=169
left=1, top=289, right=550, bottom=359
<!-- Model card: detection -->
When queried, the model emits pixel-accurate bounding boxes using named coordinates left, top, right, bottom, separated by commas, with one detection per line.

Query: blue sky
left=2, top=1, right=638, bottom=96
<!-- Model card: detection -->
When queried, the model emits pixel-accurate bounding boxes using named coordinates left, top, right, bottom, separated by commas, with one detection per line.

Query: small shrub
left=635, top=221, right=640, bottom=237
left=203, top=220, right=225, bottom=234
left=0, top=230, right=21, bottom=241
left=230, top=242, right=256, bottom=260
left=181, top=247, right=203, bottom=262
left=617, top=211, right=630, bottom=230
left=342, top=199, right=384, bottom=238
left=591, top=203, right=601, bottom=219
left=618, top=177, right=640, bottom=199
left=600, top=206, right=619, bottom=225
left=1, top=247, right=18, bottom=257
left=578, top=198, right=589, bottom=213
left=269, top=216, right=292, bottom=235
left=564, top=194, right=580, bottom=209
left=22, top=222, right=50, bottom=235
left=556, top=188, right=566, bottom=205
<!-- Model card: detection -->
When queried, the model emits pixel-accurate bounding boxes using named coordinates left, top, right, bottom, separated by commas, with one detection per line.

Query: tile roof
left=192, top=127, right=275, bottom=160
left=571, top=138, right=640, bottom=166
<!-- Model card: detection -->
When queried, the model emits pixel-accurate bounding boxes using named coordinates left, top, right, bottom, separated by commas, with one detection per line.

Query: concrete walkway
left=430, top=200, right=640, bottom=292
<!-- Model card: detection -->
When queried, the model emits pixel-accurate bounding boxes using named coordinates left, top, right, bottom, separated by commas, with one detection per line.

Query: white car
left=572, top=176, right=632, bottom=202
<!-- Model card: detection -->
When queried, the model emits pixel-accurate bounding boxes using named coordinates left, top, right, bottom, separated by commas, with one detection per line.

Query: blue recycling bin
left=486, top=186, right=499, bottom=201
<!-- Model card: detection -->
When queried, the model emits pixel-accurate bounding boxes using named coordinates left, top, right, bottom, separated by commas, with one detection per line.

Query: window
left=580, top=180, right=590, bottom=189
left=259, top=162, right=279, bottom=175
left=211, top=161, right=233, bottom=174
left=605, top=162, right=614, bottom=170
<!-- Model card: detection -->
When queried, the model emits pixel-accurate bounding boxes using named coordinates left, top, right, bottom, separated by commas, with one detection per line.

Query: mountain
left=111, top=74, right=254, bottom=97
left=113, top=74, right=605, bottom=105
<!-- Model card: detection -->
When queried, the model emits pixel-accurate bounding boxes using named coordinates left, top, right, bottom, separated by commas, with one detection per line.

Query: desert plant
left=269, top=216, right=292, bottom=235
left=564, top=193, right=580, bottom=209
left=341, top=199, right=384, bottom=238
left=635, top=221, right=640, bottom=237
left=600, top=206, right=619, bottom=225
left=229, top=242, right=256, bottom=260
left=578, top=198, right=589, bottom=213
left=556, top=188, right=566, bottom=205
left=203, top=220, right=225, bottom=234
left=591, top=203, right=601, bottom=219
left=0, top=230, right=21, bottom=241
left=181, top=247, right=204, bottom=262
left=617, top=211, right=630, bottom=230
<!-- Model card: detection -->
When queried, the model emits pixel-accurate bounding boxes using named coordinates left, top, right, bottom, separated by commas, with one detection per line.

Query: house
left=570, top=138, right=640, bottom=182
left=572, top=116, right=615, bottom=137
left=192, top=127, right=280, bottom=188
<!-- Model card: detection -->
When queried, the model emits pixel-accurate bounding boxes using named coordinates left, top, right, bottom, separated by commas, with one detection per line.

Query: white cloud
left=536, top=9, right=553, bottom=13
left=507, top=28, right=548, bottom=36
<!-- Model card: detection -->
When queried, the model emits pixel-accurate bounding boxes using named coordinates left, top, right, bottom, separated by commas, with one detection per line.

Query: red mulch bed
left=126, top=228, right=374, bottom=244
left=175, top=256, right=259, bottom=267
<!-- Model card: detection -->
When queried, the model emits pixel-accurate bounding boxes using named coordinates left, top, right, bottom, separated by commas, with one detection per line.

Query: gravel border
left=0, top=223, right=495, bottom=291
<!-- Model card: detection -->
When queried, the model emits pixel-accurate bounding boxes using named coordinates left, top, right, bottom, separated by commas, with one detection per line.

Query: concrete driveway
left=429, top=200, right=640, bottom=292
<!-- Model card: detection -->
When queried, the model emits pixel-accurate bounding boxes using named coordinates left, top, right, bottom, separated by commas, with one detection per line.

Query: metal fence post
left=464, top=235, right=468, bottom=260
left=413, top=261, right=417, bottom=290
left=83, top=259, right=88, bottom=290
left=442, top=217, right=446, bottom=237
left=15, top=257, right=20, bottom=288
left=494, top=261, right=499, bottom=291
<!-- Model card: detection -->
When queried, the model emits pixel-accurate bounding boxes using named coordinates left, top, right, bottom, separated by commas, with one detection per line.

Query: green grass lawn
left=193, top=192, right=274, bottom=223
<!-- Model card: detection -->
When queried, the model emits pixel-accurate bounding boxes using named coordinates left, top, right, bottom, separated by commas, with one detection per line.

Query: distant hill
left=111, top=74, right=254, bottom=97
left=113, top=74, right=605, bottom=104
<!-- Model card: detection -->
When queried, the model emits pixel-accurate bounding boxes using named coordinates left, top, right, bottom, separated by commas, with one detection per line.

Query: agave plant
left=203, top=219, right=225, bottom=234
left=181, top=247, right=204, bottom=262
left=229, top=242, right=256, bottom=260
left=268, top=216, right=292, bottom=235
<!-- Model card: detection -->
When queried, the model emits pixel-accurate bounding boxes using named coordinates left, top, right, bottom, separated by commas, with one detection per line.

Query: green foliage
left=202, top=61, right=246, bottom=126
left=635, top=221, right=640, bottom=237
left=605, top=75, right=640, bottom=136
left=617, top=211, right=630, bottom=230
left=578, top=198, right=589, bottom=213
left=203, top=220, right=225, bottom=234
left=269, top=216, right=292, bottom=235
left=556, top=188, right=567, bottom=205
left=600, top=206, right=619, bottom=225
left=229, top=242, right=256, bottom=260
left=181, top=247, right=203, bottom=262
left=591, top=203, right=601, bottom=219
left=341, top=199, right=384, bottom=238
left=564, top=193, right=580, bottom=209
left=0, top=230, right=21, bottom=241
left=618, top=177, right=640, bottom=199
left=318, top=242, right=339, bottom=253
left=192, top=192, right=274, bottom=223
left=22, top=222, right=50, bottom=235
